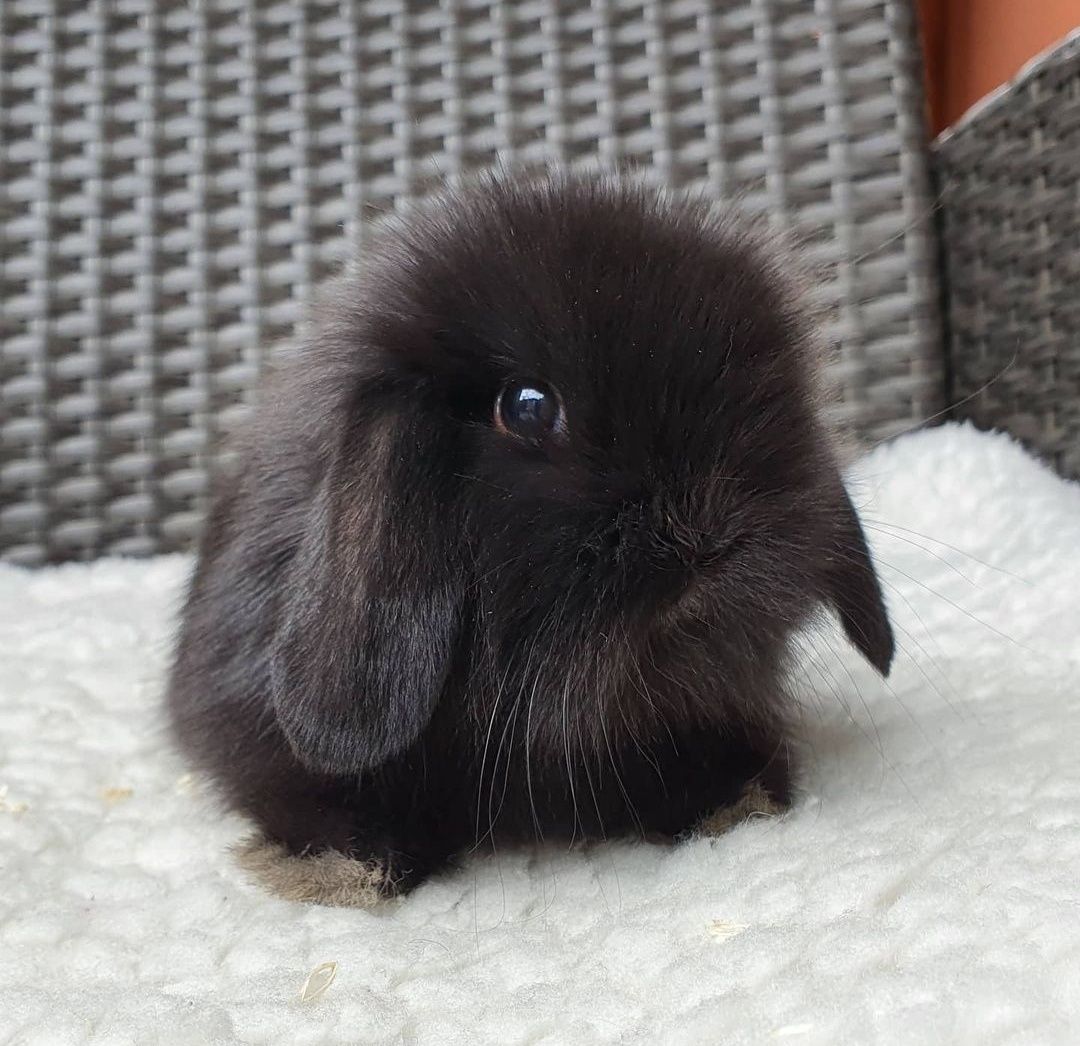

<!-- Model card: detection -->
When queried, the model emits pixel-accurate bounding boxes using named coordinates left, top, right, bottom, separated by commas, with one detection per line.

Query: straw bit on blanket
left=299, top=961, right=339, bottom=1002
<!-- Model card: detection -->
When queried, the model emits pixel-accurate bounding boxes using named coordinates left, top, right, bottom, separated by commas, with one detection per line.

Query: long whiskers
left=861, top=343, right=1020, bottom=450
left=863, top=518, right=1033, bottom=587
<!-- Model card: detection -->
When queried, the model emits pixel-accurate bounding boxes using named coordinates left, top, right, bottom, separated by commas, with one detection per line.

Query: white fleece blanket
left=2, top=422, right=1079, bottom=1045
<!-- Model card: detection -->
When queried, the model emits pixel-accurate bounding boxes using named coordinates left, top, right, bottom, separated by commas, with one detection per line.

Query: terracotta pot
left=919, top=0, right=1080, bottom=133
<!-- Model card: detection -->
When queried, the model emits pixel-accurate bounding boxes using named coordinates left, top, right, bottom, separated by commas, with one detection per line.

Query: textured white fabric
left=2, top=422, right=1079, bottom=1045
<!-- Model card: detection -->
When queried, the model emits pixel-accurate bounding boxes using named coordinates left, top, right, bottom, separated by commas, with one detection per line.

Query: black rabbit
left=166, top=171, right=893, bottom=901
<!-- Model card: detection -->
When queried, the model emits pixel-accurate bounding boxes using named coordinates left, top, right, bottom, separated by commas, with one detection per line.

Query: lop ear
left=269, top=412, right=465, bottom=775
left=825, top=484, right=895, bottom=676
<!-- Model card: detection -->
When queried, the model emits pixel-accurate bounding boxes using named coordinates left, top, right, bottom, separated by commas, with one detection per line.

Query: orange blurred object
left=919, top=0, right=1080, bottom=134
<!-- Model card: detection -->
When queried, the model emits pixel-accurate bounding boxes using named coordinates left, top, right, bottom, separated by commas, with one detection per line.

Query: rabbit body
left=167, top=172, right=892, bottom=896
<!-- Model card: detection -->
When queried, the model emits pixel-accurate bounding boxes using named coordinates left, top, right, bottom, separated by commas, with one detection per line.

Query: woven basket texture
left=1, top=0, right=942, bottom=564
left=936, top=33, right=1080, bottom=481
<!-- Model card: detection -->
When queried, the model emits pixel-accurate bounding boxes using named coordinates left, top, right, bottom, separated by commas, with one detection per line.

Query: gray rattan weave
left=1, top=0, right=942, bottom=565
left=935, top=32, right=1080, bottom=481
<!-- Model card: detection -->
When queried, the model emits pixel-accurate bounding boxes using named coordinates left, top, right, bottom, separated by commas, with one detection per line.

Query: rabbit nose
left=652, top=513, right=731, bottom=569
left=637, top=501, right=695, bottom=563
left=658, top=527, right=705, bottom=567
left=606, top=501, right=712, bottom=567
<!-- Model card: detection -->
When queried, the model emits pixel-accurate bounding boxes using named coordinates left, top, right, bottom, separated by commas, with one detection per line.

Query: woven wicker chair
left=934, top=31, right=1080, bottom=481
left=0, top=1, right=1074, bottom=566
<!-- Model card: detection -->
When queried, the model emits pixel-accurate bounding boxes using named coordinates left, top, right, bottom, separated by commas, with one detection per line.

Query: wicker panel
left=936, top=32, right=1080, bottom=480
left=1, top=0, right=942, bottom=565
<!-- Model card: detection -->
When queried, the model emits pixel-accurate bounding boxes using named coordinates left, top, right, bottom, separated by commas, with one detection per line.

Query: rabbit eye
left=495, top=380, right=565, bottom=440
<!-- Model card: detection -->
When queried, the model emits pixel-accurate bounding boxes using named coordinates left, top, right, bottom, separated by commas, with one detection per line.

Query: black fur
left=166, top=171, right=892, bottom=894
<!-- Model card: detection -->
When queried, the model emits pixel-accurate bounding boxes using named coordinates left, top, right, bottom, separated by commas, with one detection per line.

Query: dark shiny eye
left=494, top=380, right=564, bottom=440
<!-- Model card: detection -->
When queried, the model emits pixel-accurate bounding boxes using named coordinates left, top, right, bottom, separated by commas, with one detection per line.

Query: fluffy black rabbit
left=167, top=171, right=893, bottom=900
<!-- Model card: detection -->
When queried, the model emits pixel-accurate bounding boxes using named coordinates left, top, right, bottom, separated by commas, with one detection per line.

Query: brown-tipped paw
left=694, top=780, right=789, bottom=838
left=231, top=835, right=408, bottom=908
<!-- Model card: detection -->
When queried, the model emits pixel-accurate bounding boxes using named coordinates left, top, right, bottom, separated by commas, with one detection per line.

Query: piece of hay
left=0, top=785, right=28, bottom=816
left=231, top=836, right=393, bottom=908
left=299, top=961, right=338, bottom=1002
left=772, top=1023, right=816, bottom=1038
left=707, top=919, right=749, bottom=942
left=695, top=781, right=785, bottom=837
left=101, top=786, right=133, bottom=805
